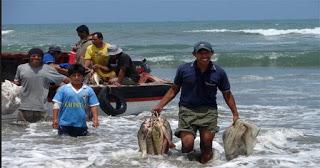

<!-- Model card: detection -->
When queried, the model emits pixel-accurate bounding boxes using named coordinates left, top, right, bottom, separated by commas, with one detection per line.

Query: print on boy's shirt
left=63, top=102, right=84, bottom=108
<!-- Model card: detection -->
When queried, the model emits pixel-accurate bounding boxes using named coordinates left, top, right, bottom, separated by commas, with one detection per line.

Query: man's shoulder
left=212, top=63, right=226, bottom=73
left=178, top=62, right=193, bottom=70
left=57, top=84, right=70, bottom=91
left=86, top=44, right=94, bottom=50
left=82, top=85, right=96, bottom=93
left=103, top=42, right=109, bottom=49
left=119, top=53, right=132, bottom=60
left=17, top=63, right=33, bottom=73
left=82, top=39, right=92, bottom=45
left=42, top=64, right=56, bottom=71
left=120, top=52, right=130, bottom=57
left=17, top=63, right=29, bottom=68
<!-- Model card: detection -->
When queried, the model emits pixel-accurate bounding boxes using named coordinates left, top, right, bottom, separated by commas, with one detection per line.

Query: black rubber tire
left=98, top=87, right=127, bottom=116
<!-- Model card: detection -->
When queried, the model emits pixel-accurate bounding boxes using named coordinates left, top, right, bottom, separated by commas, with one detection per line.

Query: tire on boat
left=98, top=87, right=127, bottom=116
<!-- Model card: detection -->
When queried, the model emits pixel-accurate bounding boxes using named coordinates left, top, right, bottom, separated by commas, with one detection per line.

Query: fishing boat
left=1, top=52, right=172, bottom=116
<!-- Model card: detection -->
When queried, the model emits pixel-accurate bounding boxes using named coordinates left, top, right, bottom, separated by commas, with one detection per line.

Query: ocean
left=2, top=19, right=320, bottom=168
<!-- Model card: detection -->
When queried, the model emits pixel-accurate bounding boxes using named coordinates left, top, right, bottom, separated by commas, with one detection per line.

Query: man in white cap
left=95, top=44, right=140, bottom=85
left=152, top=41, right=239, bottom=164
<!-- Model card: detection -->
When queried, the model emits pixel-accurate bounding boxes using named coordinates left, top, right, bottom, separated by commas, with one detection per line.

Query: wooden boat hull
left=1, top=52, right=171, bottom=116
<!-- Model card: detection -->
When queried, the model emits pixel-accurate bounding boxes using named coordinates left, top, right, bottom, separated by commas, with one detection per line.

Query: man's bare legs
left=199, top=128, right=215, bottom=164
left=180, top=131, right=194, bottom=153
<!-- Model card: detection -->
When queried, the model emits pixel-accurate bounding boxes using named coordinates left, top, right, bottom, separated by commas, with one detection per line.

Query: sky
left=2, top=0, right=320, bottom=24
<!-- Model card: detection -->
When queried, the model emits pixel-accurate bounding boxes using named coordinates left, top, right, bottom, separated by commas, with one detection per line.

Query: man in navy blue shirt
left=152, top=41, right=239, bottom=164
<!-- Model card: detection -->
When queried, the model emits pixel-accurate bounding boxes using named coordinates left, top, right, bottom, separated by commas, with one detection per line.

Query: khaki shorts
left=17, top=110, right=48, bottom=123
left=174, top=106, right=219, bottom=138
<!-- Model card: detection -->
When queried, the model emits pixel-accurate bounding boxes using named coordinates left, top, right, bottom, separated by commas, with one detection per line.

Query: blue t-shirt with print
left=174, top=61, right=230, bottom=109
left=53, top=84, right=99, bottom=128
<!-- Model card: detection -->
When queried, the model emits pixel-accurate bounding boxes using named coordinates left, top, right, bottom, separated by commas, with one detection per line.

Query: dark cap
left=48, top=45, right=61, bottom=53
left=193, top=41, right=214, bottom=53
left=28, top=48, right=44, bottom=57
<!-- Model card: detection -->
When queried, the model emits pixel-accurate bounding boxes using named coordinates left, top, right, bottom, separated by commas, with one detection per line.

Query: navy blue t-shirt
left=174, top=61, right=230, bottom=109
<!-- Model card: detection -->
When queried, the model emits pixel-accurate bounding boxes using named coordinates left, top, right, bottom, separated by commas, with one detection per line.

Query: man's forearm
left=84, top=60, right=91, bottom=68
left=52, top=108, right=59, bottom=128
left=91, top=106, right=99, bottom=127
left=223, top=91, right=239, bottom=118
left=117, top=69, right=126, bottom=84
left=91, top=106, right=99, bottom=121
left=158, top=85, right=180, bottom=108
left=52, top=109, right=59, bottom=121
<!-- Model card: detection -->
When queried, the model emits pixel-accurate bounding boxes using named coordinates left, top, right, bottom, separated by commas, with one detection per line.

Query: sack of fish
left=137, top=113, right=176, bottom=157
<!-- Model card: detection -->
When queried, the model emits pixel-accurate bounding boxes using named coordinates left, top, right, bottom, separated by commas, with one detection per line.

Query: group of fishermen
left=44, top=25, right=140, bottom=86
left=11, top=24, right=241, bottom=164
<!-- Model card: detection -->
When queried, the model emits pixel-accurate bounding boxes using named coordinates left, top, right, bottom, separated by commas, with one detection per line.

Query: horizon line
left=3, top=18, right=319, bottom=26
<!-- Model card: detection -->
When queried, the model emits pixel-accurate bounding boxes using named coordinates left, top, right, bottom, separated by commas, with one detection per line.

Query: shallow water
left=2, top=67, right=320, bottom=168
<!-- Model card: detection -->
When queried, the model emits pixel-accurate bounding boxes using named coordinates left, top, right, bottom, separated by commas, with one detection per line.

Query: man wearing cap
left=152, top=41, right=239, bottom=164
left=105, top=45, right=140, bottom=85
left=13, top=48, right=69, bottom=123
left=43, top=45, right=68, bottom=76
left=43, top=45, right=61, bottom=64
left=84, top=32, right=115, bottom=82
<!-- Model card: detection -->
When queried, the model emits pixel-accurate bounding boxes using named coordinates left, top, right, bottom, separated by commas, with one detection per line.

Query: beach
left=2, top=19, right=320, bottom=167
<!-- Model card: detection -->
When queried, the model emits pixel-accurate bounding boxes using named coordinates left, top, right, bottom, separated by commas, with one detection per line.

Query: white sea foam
left=184, top=27, right=320, bottom=36
left=2, top=103, right=319, bottom=168
left=2, top=30, right=14, bottom=35
left=256, top=128, right=304, bottom=153
left=147, top=55, right=175, bottom=62
left=240, top=75, right=274, bottom=81
left=110, top=149, right=139, bottom=159
left=147, top=54, right=218, bottom=63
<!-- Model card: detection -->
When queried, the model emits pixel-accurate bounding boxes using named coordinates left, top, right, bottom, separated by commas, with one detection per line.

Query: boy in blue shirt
left=52, top=64, right=99, bottom=137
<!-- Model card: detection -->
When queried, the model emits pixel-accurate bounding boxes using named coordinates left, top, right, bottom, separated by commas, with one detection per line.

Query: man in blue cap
left=43, top=45, right=61, bottom=64
left=43, top=46, right=69, bottom=75
left=152, top=41, right=240, bottom=164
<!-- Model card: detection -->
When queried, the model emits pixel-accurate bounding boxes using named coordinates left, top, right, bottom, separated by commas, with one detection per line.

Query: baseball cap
left=42, top=53, right=55, bottom=64
left=108, top=44, right=123, bottom=56
left=48, top=45, right=61, bottom=53
left=193, top=41, right=214, bottom=53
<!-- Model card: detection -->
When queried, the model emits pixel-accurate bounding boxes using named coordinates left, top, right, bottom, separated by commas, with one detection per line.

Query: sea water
left=2, top=19, right=320, bottom=168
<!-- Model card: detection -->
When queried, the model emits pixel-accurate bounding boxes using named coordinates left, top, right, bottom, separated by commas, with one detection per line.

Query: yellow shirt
left=84, top=43, right=115, bottom=78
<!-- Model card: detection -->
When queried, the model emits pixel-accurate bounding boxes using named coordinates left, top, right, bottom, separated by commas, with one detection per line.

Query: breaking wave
left=184, top=27, right=320, bottom=36
left=143, top=50, right=320, bottom=67
left=2, top=30, right=14, bottom=35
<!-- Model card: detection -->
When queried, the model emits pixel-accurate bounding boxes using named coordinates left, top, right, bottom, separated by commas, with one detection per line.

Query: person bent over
left=52, top=64, right=99, bottom=137
left=98, top=44, right=140, bottom=86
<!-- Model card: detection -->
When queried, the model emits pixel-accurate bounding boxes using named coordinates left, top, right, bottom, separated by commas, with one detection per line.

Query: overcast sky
left=2, top=0, right=320, bottom=24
